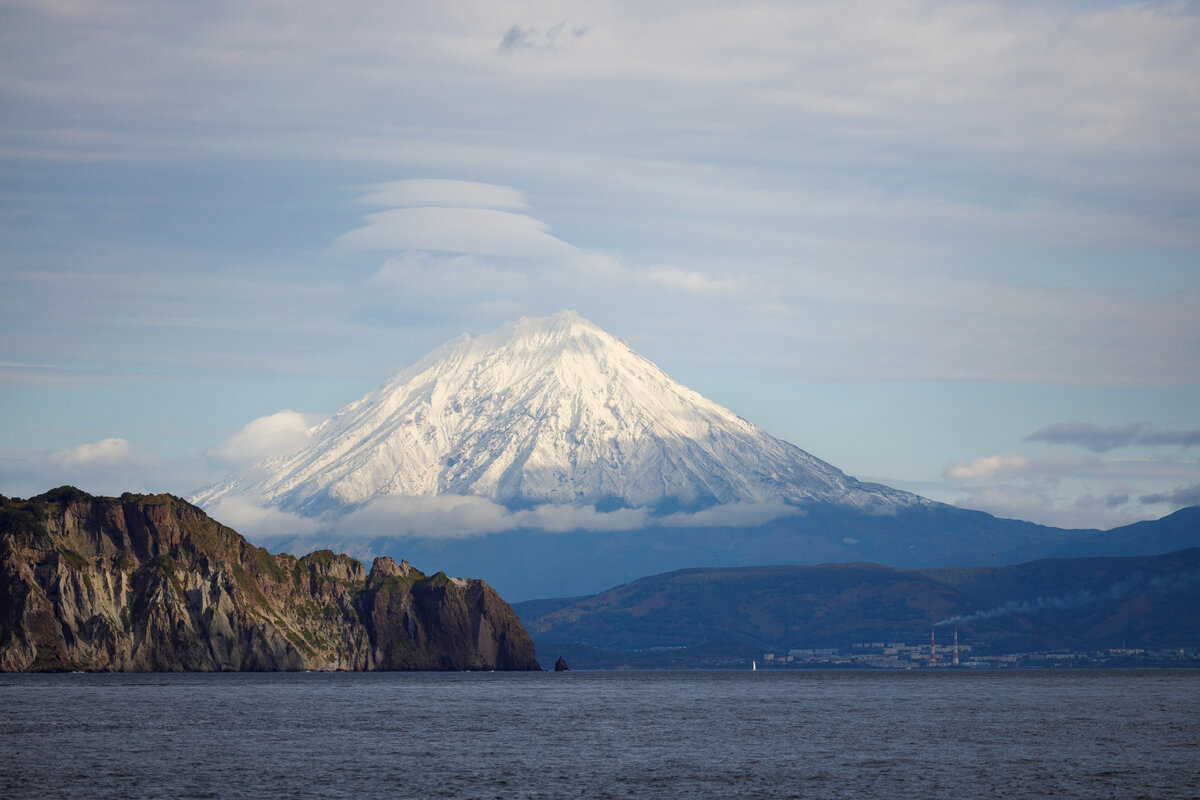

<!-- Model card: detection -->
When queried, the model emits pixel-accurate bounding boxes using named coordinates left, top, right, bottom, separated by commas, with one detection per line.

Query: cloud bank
left=197, top=492, right=802, bottom=546
left=205, top=495, right=327, bottom=540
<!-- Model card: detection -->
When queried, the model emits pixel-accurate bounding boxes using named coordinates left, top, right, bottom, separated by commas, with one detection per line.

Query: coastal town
left=760, top=637, right=1200, bottom=669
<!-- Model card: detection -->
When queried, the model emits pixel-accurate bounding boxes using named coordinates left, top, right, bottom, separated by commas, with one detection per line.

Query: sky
left=1, top=0, right=1198, bottom=534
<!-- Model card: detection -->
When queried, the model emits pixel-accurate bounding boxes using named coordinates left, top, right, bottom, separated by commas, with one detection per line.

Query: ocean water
left=2, top=670, right=1197, bottom=800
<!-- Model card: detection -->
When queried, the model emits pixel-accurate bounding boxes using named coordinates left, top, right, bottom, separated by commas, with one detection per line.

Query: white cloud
left=335, top=495, right=518, bottom=539
left=208, top=410, right=321, bottom=470
left=518, top=503, right=650, bottom=533
left=660, top=500, right=800, bottom=528
left=945, top=454, right=1034, bottom=483
left=333, top=207, right=575, bottom=258
left=355, top=179, right=528, bottom=211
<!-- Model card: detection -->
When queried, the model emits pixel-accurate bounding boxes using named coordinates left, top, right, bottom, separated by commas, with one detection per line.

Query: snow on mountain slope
left=194, top=311, right=927, bottom=517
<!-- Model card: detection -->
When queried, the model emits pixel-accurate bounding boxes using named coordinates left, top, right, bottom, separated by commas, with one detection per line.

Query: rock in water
left=554, top=655, right=570, bottom=671
left=0, top=487, right=540, bottom=672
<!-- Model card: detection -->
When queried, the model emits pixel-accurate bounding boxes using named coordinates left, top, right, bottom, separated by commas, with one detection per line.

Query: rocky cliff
left=0, top=487, right=540, bottom=672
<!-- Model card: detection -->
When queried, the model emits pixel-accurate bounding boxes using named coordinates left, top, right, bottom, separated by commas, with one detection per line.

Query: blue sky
left=1, top=0, right=1198, bottom=532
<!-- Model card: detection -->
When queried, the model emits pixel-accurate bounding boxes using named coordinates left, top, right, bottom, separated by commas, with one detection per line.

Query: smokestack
left=954, top=625, right=960, bottom=667
left=930, top=626, right=936, bottom=666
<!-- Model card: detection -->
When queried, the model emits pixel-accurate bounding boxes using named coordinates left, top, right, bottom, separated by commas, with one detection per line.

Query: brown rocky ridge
left=0, top=487, right=540, bottom=672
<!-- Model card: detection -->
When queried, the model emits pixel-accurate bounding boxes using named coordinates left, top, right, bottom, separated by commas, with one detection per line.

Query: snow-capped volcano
left=195, top=311, right=925, bottom=516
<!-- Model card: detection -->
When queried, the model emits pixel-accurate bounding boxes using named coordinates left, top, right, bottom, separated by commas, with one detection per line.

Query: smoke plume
left=936, top=570, right=1200, bottom=626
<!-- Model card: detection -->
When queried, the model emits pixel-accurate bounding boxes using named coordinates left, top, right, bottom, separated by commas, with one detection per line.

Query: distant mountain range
left=312, top=504, right=1198, bottom=602
left=192, top=312, right=1199, bottom=601
left=515, top=544, right=1200, bottom=667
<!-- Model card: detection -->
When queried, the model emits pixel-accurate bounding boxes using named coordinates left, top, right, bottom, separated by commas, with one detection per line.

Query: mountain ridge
left=515, top=545, right=1200, bottom=661
left=0, top=487, right=539, bottom=672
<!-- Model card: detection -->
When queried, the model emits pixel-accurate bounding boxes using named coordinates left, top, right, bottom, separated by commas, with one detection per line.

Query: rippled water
left=2, top=670, right=1197, bottom=799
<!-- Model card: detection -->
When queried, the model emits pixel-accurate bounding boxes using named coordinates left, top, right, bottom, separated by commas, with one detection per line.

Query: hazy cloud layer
left=1027, top=422, right=1200, bottom=452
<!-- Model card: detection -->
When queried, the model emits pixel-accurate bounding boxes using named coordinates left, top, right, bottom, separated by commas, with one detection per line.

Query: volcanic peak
left=195, top=311, right=925, bottom=516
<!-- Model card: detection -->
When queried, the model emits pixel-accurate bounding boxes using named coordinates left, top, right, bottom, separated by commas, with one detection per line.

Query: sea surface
left=2, top=670, right=1197, bottom=799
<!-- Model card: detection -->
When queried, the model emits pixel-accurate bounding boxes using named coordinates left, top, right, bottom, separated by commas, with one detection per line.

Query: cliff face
left=0, top=487, right=540, bottom=672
